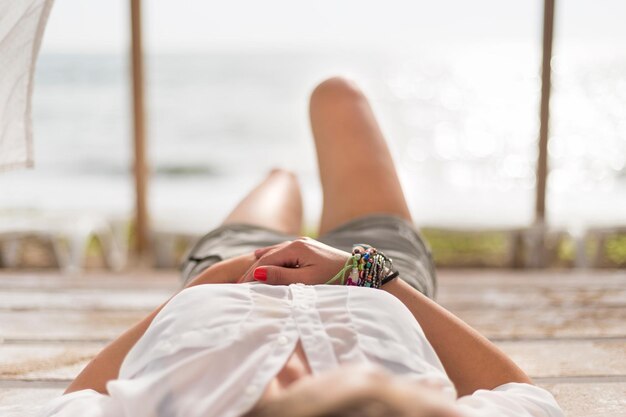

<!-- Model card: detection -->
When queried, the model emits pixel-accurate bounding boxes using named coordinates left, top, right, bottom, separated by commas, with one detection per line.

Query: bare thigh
left=221, top=168, right=303, bottom=236
left=309, top=77, right=411, bottom=236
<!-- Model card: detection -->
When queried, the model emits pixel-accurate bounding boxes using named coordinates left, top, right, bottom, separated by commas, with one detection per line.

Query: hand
left=239, top=237, right=351, bottom=285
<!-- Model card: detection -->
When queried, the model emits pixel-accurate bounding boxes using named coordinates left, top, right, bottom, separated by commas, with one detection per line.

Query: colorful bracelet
left=326, top=244, right=399, bottom=289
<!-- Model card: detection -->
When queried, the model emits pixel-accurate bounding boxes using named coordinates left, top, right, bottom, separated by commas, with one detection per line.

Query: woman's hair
left=244, top=397, right=403, bottom=417
left=242, top=388, right=450, bottom=417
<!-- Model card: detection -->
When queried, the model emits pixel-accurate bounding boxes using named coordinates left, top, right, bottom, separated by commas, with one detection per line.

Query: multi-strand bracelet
left=326, top=244, right=399, bottom=289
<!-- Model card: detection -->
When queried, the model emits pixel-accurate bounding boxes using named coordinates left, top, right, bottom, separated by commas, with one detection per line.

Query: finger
left=253, top=265, right=303, bottom=285
left=254, top=240, right=291, bottom=259
left=238, top=259, right=261, bottom=283
left=258, top=242, right=304, bottom=267
left=254, top=245, right=278, bottom=259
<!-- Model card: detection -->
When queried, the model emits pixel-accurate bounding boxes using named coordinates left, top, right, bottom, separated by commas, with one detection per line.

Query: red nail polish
left=254, top=267, right=267, bottom=281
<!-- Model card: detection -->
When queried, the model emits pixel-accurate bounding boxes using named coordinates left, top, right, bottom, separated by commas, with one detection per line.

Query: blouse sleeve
left=454, top=383, right=564, bottom=417
left=38, top=389, right=121, bottom=417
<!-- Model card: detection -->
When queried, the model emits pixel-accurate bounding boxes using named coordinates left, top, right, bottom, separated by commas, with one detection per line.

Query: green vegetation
left=421, top=228, right=626, bottom=268
left=606, top=235, right=626, bottom=266
left=556, top=237, right=575, bottom=264
left=421, top=229, right=512, bottom=268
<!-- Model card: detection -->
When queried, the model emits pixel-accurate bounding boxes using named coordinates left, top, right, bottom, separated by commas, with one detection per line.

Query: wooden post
left=535, top=0, right=555, bottom=225
left=530, top=0, right=555, bottom=267
left=130, top=0, right=150, bottom=258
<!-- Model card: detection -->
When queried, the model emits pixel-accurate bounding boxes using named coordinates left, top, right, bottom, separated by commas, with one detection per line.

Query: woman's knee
left=267, top=167, right=297, bottom=181
left=310, top=76, right=365, bottom=107
left=266, top=168, right=300, bottom=190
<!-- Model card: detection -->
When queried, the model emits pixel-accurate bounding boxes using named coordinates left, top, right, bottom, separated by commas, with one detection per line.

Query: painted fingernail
left=254, top=267, right=267, bottom=281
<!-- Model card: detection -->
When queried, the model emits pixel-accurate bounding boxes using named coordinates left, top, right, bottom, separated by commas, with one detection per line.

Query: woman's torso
left=106, top=283, right=454, bottom=417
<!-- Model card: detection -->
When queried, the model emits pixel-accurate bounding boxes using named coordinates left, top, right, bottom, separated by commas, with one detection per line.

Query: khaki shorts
left=181, top=214, right=437, bottom=298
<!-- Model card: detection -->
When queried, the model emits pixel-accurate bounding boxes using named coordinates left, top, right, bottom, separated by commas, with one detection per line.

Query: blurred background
left=1, top=0, right=625, bottom=269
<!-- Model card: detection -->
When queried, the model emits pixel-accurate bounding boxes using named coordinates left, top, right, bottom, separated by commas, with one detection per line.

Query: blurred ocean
left=2, top=45, right=625, bottom=231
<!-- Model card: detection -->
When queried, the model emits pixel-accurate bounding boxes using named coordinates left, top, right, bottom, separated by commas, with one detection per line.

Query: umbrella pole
left=130, top=0, right=150, bottom=259
left=535, top=0, right=555, bottom=225
left=531, top=0, right=555, bottom=267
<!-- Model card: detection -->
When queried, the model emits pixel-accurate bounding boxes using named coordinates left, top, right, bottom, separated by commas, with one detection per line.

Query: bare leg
left=222, top=168, right=303, bottom=235
left=309, top=77, right=411, bottom=236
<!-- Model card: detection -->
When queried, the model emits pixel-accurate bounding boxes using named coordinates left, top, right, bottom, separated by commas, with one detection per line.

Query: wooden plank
left=0, top=343, right=103, bottom=380
left=540, top=382, right=626, bottom=417
left=0, top=270, right=178, bottom=290
left=1, top=383, right=624, bottom=417
left=496, top=339, right=626, bottom=378
left=437, top=286, right=626, bottom=309
left=0, top=310, right=144, bottom=341
left=447, top=306, right=626, bottom=339
left=437, top=269, right=626, bottom=288
left=0, top=289, right=170, bottom=311
left=0, top=387, right=63, bottom=417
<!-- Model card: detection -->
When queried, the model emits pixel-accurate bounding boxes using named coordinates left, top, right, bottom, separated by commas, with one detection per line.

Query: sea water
left=1, top=45, right=625, bottom=231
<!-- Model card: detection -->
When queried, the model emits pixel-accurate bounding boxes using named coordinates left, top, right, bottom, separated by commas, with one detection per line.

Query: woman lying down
left=39, top=77, right=564, bottom=417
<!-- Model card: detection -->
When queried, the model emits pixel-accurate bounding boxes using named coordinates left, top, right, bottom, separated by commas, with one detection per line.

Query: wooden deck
left=0, top=269, right=624, bottom=416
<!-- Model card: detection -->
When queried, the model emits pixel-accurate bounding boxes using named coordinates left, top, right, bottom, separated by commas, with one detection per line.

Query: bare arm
left=382, top=278, right=531, bottom=397
left=64, top=253, right=256, bottom=395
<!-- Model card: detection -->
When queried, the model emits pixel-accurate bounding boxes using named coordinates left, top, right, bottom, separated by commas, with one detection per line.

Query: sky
left=41, top=0, right=626, bottom=53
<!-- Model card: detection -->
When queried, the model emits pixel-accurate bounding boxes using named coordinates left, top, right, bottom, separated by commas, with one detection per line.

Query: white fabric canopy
left=0, top=0, right=54, bottom=171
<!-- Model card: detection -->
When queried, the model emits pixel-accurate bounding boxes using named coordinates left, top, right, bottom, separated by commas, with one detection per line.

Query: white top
left=39, top=283, right=564, bottom=417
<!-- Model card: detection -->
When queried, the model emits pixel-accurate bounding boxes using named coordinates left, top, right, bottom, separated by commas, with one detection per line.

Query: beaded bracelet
left=326, top=244, right=399, bottom=289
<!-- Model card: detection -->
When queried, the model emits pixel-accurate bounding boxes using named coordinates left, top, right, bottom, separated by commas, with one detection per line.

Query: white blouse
left=39, top=283, right=564, bottom=417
